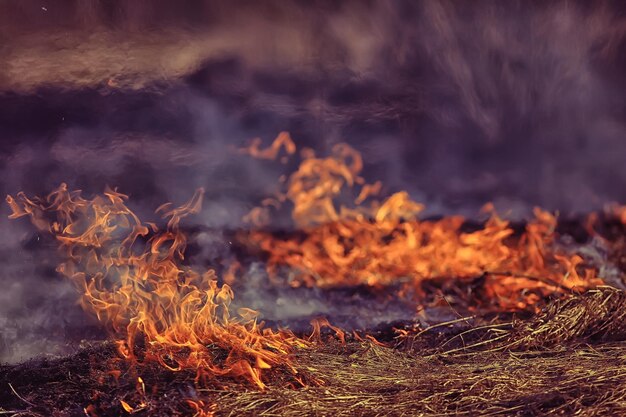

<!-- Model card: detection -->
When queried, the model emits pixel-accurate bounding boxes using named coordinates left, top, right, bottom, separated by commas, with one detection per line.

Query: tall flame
left=243, top=135, right=601, bottom=309
left=7, top=184, right=298, bottom=388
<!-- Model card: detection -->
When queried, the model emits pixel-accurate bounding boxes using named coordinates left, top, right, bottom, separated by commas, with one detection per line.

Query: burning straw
left=3, top=288, right=626, bottom=416
left=215, top=287, right=626, bottom=416
left=6, top=184, right=302, bottom=389
left=5, top=135, right=626, bottom=416
left=240, top=134, right=602, bottom=310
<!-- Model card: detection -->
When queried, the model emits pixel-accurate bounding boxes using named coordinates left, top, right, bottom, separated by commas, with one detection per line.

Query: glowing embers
left=241, top=135, right=602, bottom=310
left=7, top=184, right=299, bottom=388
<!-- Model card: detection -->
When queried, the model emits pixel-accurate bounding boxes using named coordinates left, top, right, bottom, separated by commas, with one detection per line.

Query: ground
left=2, top=288, right=626, bottom=416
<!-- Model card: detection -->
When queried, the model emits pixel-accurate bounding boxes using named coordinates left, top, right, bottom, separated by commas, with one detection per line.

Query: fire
left=6, top=184, right=299, bottom=389
left=4, top=133, right=606, bottom=392
left=238, top=131, right=296, bottom=162
left=242, top=135, right=602, bottom=309
left=607, top=203, right=626, bottom=226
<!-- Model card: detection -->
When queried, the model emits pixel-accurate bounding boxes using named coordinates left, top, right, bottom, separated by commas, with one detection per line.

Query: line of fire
left=1, top=1, right=626, bottom=416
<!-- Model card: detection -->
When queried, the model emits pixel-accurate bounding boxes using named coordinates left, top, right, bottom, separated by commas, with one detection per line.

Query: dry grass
left=215, top=287, right=626, bottom=416
left=3, top=287, right=626, bottom=416
left=213, top=341, right=626, bottom=416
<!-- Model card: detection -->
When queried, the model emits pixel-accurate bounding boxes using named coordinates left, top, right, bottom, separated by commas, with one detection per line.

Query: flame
left=239, top=131, right=296, bottom=163
left=243, top=135, right=602, bottom=309
left=5, top=133, right=608, bottom=392
left=308, top=317, right=346, bottom=345
left=607, top=203, right=626, bottom=225
left=187, top=399, right=217, bottom=417
left=7, top=184, right=300, bottom=388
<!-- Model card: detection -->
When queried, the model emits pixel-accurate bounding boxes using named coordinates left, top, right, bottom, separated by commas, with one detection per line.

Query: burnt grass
left=4, top=287, right=626, bottom=417
left=2, top=336, right=626, bottom=417
left=2, top=220, right=626, bottom=416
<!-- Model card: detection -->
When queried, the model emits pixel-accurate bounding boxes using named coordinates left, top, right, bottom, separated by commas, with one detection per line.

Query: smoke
left=230, top=263, right=421, bottom=332
left=0, top=216, right=102, bottom=363
left=1, top=0, right=625, bottom=362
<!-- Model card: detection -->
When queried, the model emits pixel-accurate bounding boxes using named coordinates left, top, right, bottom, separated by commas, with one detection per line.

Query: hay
left=214, top=287, right=626, bottom=416
left=3, top=288, right=626, bottom=416
left=506, top=286, right=626, bottom=348
left=431, top=286, right=626, bottom=355
left=214, top=343, right=626, bottom=416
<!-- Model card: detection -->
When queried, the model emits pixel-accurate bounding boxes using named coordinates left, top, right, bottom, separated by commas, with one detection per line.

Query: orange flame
left=7, top=184, right=299, bottom=388
left=243, top=135, right=602, bottom=309
left=308, top=317, right=346, bottom=345
left=186, top=399, right=217, bottom=417
left=239, top=131, right=296, bottom=163
left=606, top=203, right=626, bottom=225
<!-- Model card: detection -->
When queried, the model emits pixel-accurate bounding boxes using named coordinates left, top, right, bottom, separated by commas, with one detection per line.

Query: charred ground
left=2, top=217, right=626, bottom=416
left=4, top=287, right=626, bottom=416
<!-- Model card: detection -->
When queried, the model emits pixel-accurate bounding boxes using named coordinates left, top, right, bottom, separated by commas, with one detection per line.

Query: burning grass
left=240, top=135, right=602, bottom=310
left=4, top=134, right=626, bottom=415
left=3, top=287, right=626, bottom=416
left=219, top=342, right=626, bottom=417
left=6, top=184, right=302, bottom=390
